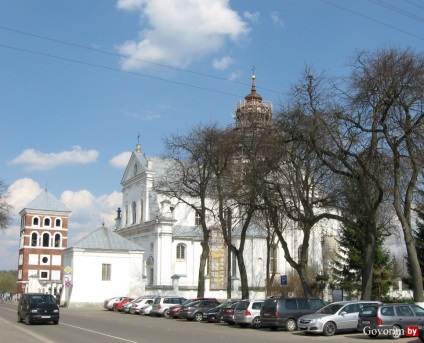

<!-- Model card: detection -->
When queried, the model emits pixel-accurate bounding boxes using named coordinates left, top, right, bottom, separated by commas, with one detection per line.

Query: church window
left=134, top=163, right=138, bottom=176
left=132, top=201, right=137, bottom=224
left=44, top=217, right=51, bottom=227
left=297, top=244, right=303, bottom=263
left=31, top=232, right=38, bottom=247
left=150, top=243, right=154, bottom=253
left=195, top=210, right=201, bottom=226
left=270, top=245, right=277, bottom=273
left=33, top=217, right=39, bottom=226
left=54, top=234, right=61, bottom=248
left=140, top=200, right=143, bottom=223
left=232, top=252, right=237, bottom=276
left=42, top=233, right=50, bottom=247
left=40, top=271, right=49, bottom=279
left=102, top=263, right=111, bottom=281
left=176, top=243, right=186, bottom=260
left=55, top=218, right=61, bottom=227
left=125, top=206, right=128, bottom=225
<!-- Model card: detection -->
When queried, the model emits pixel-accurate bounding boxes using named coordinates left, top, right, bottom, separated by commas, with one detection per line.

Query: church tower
left=16, top=189, right=71, bottom=295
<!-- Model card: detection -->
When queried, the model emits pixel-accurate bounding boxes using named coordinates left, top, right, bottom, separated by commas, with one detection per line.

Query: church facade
left=113, top=75, right=339, bottom=299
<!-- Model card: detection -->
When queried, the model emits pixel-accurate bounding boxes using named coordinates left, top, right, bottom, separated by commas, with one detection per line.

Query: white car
left=130, top=298, right=154, bottom=314
left=140, top=304, right=153, bottom=316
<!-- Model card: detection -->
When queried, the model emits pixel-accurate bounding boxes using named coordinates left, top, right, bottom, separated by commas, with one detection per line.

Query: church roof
left=173, top=226, right=203, bottom=239
left=73, top=225, right=143, bottom=251
left=24, top=189, right=70, bottom=213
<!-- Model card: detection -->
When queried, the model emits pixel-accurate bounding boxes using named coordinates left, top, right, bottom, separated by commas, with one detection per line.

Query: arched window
left=31, top=232, right=38, bottom=247
left=132, top=201, right=137, bottom=224
left=42, top=233, right=50, bottom=247
left=55, top=218, right=61, bottom=228
left=134, top=163, right=138, bottom=176
left=33, top=217, right=39, bottom=226
left=54, top=233, right=61, bottom=248
left=44, top=217, right=51, bottom=227
left=297, top=244, right=303, bottom=263
left=176, top=243, right=186, bottom=260
left=139, top=200, right=143, bottom=223
left=270, top=245, right=277, bottom=273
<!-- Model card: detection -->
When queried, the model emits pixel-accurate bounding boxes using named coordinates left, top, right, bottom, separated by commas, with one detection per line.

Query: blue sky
left=0, top=0, right=422, bottom=270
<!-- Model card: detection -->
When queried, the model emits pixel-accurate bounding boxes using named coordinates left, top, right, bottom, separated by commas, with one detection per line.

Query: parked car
left=179, top=299, right=221, bottom=321
left=219, top=301, right=240, bottom=325
left=139, top=303, right=153, bottom=316
left=122, top=299, right=137, bottom=313
left=260, top=297, right=326, bottom=331
left=358, top=303, right=424, bottom=339
left=168, top=297, right=218, bottom=319
left=17, top=293, right=60, bottom=325
left=233, top=299, right=264, bottom=328
left=129, top=298, right=154, bottom=314
left=113, top=297, right=134, bottom=311
left=104, top=296, right=127, bottom=311
left=298, top=300, right=380, bottom=336
left=203, top=303, right=231, bottom=322
left=419, top=325, right=424, bottom=342
left=150, top=296, right=187, bottom=317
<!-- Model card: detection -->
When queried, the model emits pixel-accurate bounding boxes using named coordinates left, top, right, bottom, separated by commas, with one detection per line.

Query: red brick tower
left=16, top=189, right=71, bottom=295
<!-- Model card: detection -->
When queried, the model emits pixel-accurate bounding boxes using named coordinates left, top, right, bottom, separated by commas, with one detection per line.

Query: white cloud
left=270, top=11, right=284, bottom=27
left=116, top=0, right=249, bottom=70
left=227, top=70, right=241, bottom=81
left=0, top=178, right=122, bottom=270
left=8, top=146, right=99, bottom=171
left=109, top=152, right=131, bottom=169
left=212, top=56, right=233, bottom=70
left=244, top=11, right=260, bottom=23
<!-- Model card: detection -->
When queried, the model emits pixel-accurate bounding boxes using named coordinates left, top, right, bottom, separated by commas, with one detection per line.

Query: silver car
left=233, top=299, right=264, bottom=328
left=298, top=300, right=380, bottom=336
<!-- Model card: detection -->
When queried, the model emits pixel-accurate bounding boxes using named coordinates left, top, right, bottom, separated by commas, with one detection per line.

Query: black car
left=419, top=325, right=424, bottom=342
left=218, top=301, right=240, bottom=325
left=179, top=299, right=221, bottom=321
left=203, top=303, right=231, bottom=322
left=260, top=297, right=326, bottom=331
left=17, top=293, right=60, bottom=325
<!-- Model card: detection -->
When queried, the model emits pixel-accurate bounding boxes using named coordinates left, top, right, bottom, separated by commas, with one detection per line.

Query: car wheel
left=163, top=309, right=170, bottom=318
left=24, top=314, right=32, bottom=325
left=390, top=325, right=402, bottom=339
left=53, top=320, right=59, bottom=325
left=193, top=312, right=203, bottom=322
left=285, top=318, right=297, bottom=331
left=323, top=322, right=337, bottom=336
left=17, top=313, right=23, bottom=323
left=368, top=333, right=379, bottom=338
left=252, top=316, right=261, bottom=329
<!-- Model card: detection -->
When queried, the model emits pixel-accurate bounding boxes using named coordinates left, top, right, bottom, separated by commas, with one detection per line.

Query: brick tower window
left=33, top=217, right=39, bottom=226
left=42, top=233, right=50, bottom=247
left=44, top=218, right=51, bottom=227
left=54, top=234, right=61, bottom=248
left=31, top=232, right=38, bottom=246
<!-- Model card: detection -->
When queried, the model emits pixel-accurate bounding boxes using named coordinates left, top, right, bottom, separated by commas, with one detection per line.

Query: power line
left=403, top=0, right=424, bottom=11
left=370, top=0, right=424, bottom=24
left=0, top=43, right=244, bottom=99
left=0, top=26, right=283, bottom=96
left=321, top=0, right=424, bottom=41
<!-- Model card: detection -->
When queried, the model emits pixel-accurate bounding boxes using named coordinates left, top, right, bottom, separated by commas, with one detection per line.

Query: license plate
left=361, top=320, right=370, bottom=324
left=41, top=316, right=51, bottom=318
left=299, top=326, right=307, bottom=330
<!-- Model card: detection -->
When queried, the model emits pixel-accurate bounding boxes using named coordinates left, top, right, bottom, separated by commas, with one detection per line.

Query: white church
left=61, top=76, right=339, bottom=306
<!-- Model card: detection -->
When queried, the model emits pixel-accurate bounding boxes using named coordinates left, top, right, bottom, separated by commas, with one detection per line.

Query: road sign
left=280, top=274, right=288, bottom=286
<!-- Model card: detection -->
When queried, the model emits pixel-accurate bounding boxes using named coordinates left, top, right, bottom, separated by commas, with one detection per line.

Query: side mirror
left=340, top=311, right=347, bottom=315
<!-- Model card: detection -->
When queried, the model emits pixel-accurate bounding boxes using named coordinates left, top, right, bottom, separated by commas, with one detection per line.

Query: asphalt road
left=0, top=301, right=420, bottom=343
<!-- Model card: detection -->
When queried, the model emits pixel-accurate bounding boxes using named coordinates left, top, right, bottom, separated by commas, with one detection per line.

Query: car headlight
left=31, top=309, right=38, bottom=313
left=54, top=309, right=59, bottom=313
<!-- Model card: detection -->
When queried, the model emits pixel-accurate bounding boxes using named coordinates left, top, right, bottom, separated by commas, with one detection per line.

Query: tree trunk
left=196, top=237, right=209, bottom=297
left=361, top=223, right=376, bottom=300
left=235, top=249, right=250, bottom=299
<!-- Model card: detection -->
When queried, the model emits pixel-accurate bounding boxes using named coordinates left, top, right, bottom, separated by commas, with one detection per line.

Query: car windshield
left=31, top=295, right=56, bottom=305
left=317, top=303, right=344, bottom=315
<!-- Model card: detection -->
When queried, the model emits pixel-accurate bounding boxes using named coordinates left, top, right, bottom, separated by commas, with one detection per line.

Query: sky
left=0, top=0, right=423, bottom=270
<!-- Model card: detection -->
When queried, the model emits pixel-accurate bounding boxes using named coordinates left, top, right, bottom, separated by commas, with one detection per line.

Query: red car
left=113, top=297, right=134, bottom=311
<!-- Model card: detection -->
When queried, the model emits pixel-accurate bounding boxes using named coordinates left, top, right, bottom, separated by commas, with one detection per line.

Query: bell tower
left=17, top=189, right=71, bottom=295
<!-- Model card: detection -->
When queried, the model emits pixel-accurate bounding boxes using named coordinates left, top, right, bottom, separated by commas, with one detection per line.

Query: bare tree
left=156, top=123, right=222, bottom=297
left=0, top=181, right=12, bottom=231
left=348, top=48, right=424, bottom=301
